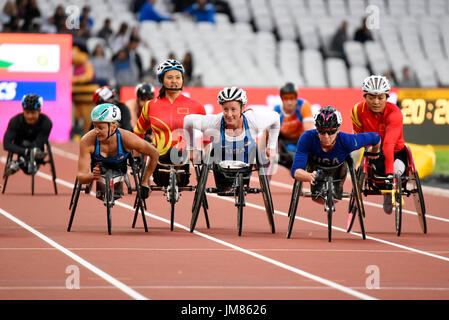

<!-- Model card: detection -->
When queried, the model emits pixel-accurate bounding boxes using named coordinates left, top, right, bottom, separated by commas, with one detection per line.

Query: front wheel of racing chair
left=255, top=149, right=275, bottom=234
left=288, top=157, right=366, bottom=242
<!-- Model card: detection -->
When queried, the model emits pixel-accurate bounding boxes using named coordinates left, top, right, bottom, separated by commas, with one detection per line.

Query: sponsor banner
left=0, top=44, right=60, bottom=73
left=0, top=34, right=72, bottom=142
left=0, top=81, right=57, bottom=101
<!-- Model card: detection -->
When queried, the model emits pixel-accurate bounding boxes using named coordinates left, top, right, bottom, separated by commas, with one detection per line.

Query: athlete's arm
left=77, top=133, right=99, bottom=184
left=301, top=101, right=314, bottom=131
left=3, top=117, right=27, bottom=156
left=291, top=131, right=318, bottom=183
left=134, top=100, right=152, bottom=139
left=351, top=103, right=363, bottom=134
left=383, top=109, right=404, bottom=174
left=121, top=129, right=159, bottom=187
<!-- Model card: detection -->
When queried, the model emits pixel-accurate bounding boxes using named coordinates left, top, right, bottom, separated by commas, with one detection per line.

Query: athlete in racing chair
left=292, top=106, right=380, bottom=204
left=2, top=93, right=57, bottom=195
left=274, top=82, right=314, bottom=169
left=185, top=86, right=280, bottom=235
left=71, top=103, right=159, bottom=234
left=351, top=75, right=406, bottom=214
left=288, top=106, right=381, bottom=241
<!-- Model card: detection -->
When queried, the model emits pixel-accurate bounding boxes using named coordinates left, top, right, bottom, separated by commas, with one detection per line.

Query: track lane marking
left=0, top=207, right=148, bottom=300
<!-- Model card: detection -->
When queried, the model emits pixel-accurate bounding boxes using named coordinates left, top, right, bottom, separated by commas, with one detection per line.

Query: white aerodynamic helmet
left=362, top=75, right=391, bottom=95
left=217, top=87, right=248, bottom=106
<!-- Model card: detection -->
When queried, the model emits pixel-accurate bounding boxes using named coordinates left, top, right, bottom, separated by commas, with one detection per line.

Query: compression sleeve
left=183, top=114, right=221, bottom=149
left=301, top=101, right=314, bottom=122
left=290, top=131, right=312, bottom=177
left=340, top=132, right=381, bottom=154
left=3, top=118, right=27, bottom=156
left=32, top=115, right=52, bottom=149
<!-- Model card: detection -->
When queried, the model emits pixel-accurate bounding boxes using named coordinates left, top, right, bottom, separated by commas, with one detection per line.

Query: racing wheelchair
left=287, top=156, right=366, bottom=242
left=189, top=146, right=275, bottom=236
left=131, top=157, right=210, bottom=232
left=2, top=141, right=57, bottom=195
left=67, top=155, right=148, bottom=235
left=347, top=146, right=427, bottom=236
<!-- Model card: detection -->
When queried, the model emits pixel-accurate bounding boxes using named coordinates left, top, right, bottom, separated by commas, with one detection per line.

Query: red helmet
left=93, top=86, right=117, bottom=105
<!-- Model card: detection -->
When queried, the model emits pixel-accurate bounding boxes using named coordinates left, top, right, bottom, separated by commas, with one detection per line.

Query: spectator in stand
left=142, top=57, right=158, bottom=84
left=139, top=0, right=172, bottom=22
left=91, top=43, right=115, bottom=87
left=1, top=1, right=18, bottom=27
left=77, top=5, right=93, bottom=30
left=113, top=48, right=139, bottom=90
left=398, top=66, right=419, bottom=88
left=183, top=0, right=215, bottom=23
left=182, top=51, right=194, bottom=86
left=21, top=0, right=41, bottom=31
left=97, top=18, right=114, bottom=45
left=40, top=15, right=57, bottom=33
left=72, top=17, right=91, bottom=52
left=126, top=36, right=144, bottom=81
left=52, top=5, right=66, bottom=30
left=330, top=20, right=348, bottom=59
left=112, top=22, right=129, bottom=54
left=354, top=17, right=373, bottom=43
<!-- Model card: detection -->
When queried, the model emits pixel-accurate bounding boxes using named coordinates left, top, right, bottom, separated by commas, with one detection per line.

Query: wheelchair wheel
left=236, top=172, right=245, bottom=236
left=190, top=164, right=209, bottom=232
left=347, top=167, right=366, bottom=237
left=286, top=180, right=302, bottom=239
left=412, top=171, right=427, bottom=234
left=105, top=174, right=113, bottom=235
left=258, top=166, right=275, bottom=233
left=169, top=169, right=177, bottom=231
left=394, top=174, right=402, bottom=236
left=326, top=180, right=334, bottom=242
left=347, top=159, right=366, bottom=240
left=67, top=182, right=82, bottom=232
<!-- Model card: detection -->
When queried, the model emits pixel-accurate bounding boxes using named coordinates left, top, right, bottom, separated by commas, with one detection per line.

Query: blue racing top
left=291, top=130, right=380, bottom=177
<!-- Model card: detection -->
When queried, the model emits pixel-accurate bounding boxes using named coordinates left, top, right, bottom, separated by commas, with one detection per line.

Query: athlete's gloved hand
left=140, top=185, right=150, bottom=199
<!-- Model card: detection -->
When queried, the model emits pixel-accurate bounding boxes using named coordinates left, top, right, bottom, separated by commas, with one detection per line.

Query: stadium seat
left=325, top=57, right=349, bottom=87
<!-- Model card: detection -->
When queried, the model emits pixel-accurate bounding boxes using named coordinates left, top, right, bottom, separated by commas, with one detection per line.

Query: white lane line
left=0, top=207, right=148, bottom=300
left=30, top=171, right=377, bottom=300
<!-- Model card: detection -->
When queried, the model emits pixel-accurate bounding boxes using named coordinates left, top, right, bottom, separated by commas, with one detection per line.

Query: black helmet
left=280, top=82, right=297, bottom=96
left=314, top=106, right=342, bottom=129
left=22, top=94, right=43, bottom=110
left=136, top=83, right=155, bottom=100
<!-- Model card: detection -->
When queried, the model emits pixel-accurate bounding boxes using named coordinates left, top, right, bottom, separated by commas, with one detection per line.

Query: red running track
left=1, top=141, right=449, bottom=301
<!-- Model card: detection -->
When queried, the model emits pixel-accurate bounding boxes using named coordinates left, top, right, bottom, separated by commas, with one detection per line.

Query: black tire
left=412, top=171, right=427, bottom=234
left=46, top=142, right=58, bottom=195
left=347, top=170, right=366, bottom=234
left=67, top=184, right=81, bottom=232
left=31, top=173, right=35, bottom=195
left=394, top=174, right=402, bottom=236
left=259, top=167, right=275, bottom=233
left=169, top=169, right=177, bottom=231
left=327, top=180, right=333, bottom=242
left=286, top=180, right=302, bottom=239
left=105, top=175, right=113, bottom=235
left=236, top=173, right=244, bottom=236
left=190, top=164, right=209, bottom=232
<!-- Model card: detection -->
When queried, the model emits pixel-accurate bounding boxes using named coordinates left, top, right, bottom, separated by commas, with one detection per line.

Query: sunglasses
left=317, top=128, right=338, bottom=136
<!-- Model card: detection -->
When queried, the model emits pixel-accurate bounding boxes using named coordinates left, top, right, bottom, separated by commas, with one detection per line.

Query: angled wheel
left=394, top=174, right=403, bottom=236
left=169, top=169, right=177, bottom=231
left=67, top=182, right=82, bottom=232
left=105, top=174, right=113, bottom=235
left=194, top=165, right=210, bottom=229
left=46, top=142, right=58, bottom=195
left=236, top=172, right=245, bottom=236
left=411, top=171, right=427, bottom=234
left=31, top=173, right=35, bottom=195
left=326, top=180, right=334, bottom=242
left=190, top=164, right=209, bottom=232
left=347, top=159, right=366, bottom=239
left=286, top=180, right=302, bottom=238
left=258, top=165, right=275, bottom=233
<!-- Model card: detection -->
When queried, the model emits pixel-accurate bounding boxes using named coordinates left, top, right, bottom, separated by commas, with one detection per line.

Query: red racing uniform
left=134, top=94, right=206, bottom=156
left=351, top=101, right=405, bottom=175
